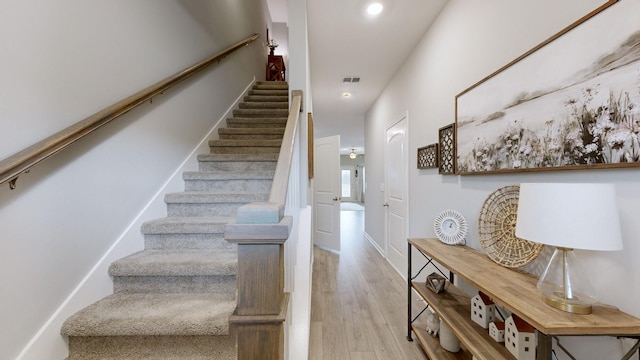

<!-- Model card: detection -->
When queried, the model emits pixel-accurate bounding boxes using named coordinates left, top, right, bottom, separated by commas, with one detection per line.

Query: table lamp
left=515, top=183, right=623, bottom=314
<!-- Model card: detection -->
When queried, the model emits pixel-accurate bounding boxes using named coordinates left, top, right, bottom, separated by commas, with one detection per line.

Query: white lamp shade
left=515, top=183, right=622, bottom=251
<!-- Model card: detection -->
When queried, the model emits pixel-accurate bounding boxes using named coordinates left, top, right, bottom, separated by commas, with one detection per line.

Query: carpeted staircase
left=61, top=81, right=289, bottom=359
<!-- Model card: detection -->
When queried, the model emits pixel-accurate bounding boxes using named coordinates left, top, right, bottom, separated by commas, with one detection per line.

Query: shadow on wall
left=178, top=0, right=259, bottom=42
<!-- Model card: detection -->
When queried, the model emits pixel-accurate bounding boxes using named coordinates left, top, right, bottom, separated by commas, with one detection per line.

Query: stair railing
left=225, top=89, right=303, bottom=360
left=0, top=33, right=260, bottom=190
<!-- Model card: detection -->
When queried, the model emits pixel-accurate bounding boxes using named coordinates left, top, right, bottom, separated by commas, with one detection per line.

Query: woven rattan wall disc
left=478, top=185, right=543, bottom=268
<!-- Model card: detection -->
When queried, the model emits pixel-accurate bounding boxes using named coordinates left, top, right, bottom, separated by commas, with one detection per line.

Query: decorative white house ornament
left=489, top=321, right=506, bottom=342
left=471, top=291, right=496, bottom=329
left=505, top=314, right=536, bottom=360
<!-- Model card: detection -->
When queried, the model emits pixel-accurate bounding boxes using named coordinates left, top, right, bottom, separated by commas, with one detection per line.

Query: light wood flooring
left=308, top=207, right=428, bottom=360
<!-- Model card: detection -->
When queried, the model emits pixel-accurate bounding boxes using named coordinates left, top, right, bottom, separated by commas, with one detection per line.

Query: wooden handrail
left=228, top=90, right=302, bottom=227
left=0, top=33, right=260, bottom=190
left=269, top=90, right=302, bottom=205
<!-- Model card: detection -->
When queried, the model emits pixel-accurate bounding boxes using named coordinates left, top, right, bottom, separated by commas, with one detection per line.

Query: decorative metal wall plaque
left=439, top=123, right=456, bottom=175
left=418, top=143, right=438, bottom=169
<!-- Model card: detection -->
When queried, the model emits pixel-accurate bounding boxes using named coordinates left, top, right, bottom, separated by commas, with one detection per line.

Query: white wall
left=365, top=0, right=640, bottom=359
left=272, top=22, right=290, bottom=66
left=288, top=0, right=312, bottom=204
left=0, top=1, right=270, bottom=359
left=285, top=2, right=314, bottom=359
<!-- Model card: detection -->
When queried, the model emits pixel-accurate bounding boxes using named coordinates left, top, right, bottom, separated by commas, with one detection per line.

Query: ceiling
left=267, top=0, right=448, bottom=155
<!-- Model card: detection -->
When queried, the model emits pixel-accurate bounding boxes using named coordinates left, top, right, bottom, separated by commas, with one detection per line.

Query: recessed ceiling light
left=367, top=2, right=383, bottom=16
left=342, top=92, right=352, bottom=98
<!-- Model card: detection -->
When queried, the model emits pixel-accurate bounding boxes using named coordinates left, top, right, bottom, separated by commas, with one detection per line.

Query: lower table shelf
left=411, top=281, right=514, bottom=360
left=412, top=324, right=472, bottom=360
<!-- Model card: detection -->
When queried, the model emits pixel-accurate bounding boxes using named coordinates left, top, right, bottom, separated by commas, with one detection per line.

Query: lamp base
left=542, top=292, right=592, bottom=315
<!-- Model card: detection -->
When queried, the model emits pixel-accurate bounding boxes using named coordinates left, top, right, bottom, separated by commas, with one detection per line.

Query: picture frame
left=438, top=124, right=456, bottom=175
left=308, top=112, right=314, bottom=179
left=417, top=143, right=438, bottom=169
left=454, top=0, right=640, bottom=175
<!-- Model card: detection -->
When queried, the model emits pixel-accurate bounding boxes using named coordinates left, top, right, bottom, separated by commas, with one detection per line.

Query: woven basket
left=478, top=185, right=543, bottom=268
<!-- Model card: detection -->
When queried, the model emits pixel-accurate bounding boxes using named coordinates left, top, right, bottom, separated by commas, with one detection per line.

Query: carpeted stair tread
left=254, top=84, right=288, bottom=89
left=218, top=128, right=285, bottom=135
left=238, top=101, right=288, bottom=109
left=182, top=173, right=274, bottom=192
left=109, top=249, right=237, bottom=277
left=226, top=116, right=287, bottom=122
left=226, top=118, right=287, bottom=128
left=217, top=127, right=285, bottom=140
left=249, top=84, right=288, bottom=89
left=196, top=154, right=279, bottom=172
left=248, top=89, right=288, bottom=96
left=183, top=170, right=275, bottom=180
left=67, top=335, right=237, bottom=359
left=165, top=192, right=269, bottom=204
left=141, top=216, right=234, bottom=235
left=254, top=80, right=288, bottom=88
left=197, top=153, right=279, bottom=162
left=208, top=144, right=281, bottom=155
left=165, top=193, right=270, bottom=217
left=233, top=108, right=288, bottom=117
left=244, top=95, right=289, bottom=102
left=61, top=293, right=235, bottom=337
left=209, top=139, right=283, bottom=147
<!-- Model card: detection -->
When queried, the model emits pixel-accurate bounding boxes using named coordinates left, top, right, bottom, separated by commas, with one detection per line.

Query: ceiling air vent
left=342, top=77, right=361, bottom=83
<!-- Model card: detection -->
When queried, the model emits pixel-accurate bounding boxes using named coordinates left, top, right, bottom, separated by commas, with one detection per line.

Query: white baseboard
left=287, top=206, right=312, bottom=360
left=16, top=78, right=256, bottom=360
left=364, top=231, right=385, bottom=257
left=363, top=231, right=407, bottom=280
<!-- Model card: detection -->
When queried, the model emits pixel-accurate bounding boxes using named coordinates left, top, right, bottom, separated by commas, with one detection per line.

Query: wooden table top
left=409, top=238, right=640, bottom=336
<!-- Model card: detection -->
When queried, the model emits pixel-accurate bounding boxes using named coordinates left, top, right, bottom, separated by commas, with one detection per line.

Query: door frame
left=312, top=135, right=341, bottom=252
left=383, top=112, right=409, bottom=276
left=340, top=165, right=357, bottom=202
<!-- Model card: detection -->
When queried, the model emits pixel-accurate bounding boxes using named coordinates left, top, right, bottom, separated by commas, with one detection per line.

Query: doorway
left=341, top=166, right=356, bottom=202
left=313, top=135, right=341, bottom=252
left=384, top=113, right=408, bottom=275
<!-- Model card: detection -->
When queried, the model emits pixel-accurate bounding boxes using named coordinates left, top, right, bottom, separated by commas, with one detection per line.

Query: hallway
left=308, top=205, right=428, bottom=359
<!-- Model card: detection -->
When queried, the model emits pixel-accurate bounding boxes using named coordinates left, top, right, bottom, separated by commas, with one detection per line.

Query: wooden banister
left=270, top=90, right=302, bottom=205
left=226, top=90, right=302, bottom=226
left=225, top=89, right=303, bottom=360
left=0, top=33, right=260, bottom=190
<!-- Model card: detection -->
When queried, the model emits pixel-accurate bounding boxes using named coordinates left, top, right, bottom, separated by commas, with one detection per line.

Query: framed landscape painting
left=455, top=0, right=640, bottom=174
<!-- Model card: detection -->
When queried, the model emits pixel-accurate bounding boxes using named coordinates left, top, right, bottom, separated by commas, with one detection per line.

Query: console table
left=407, top=238, right=640, bottom=360
left=266, top=55, right=286, bottom=81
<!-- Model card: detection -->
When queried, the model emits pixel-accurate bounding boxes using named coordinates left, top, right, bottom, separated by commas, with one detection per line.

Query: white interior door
left=384, top=114, right=408, bottom=275
left=313, top=135, right=341, bottom=251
